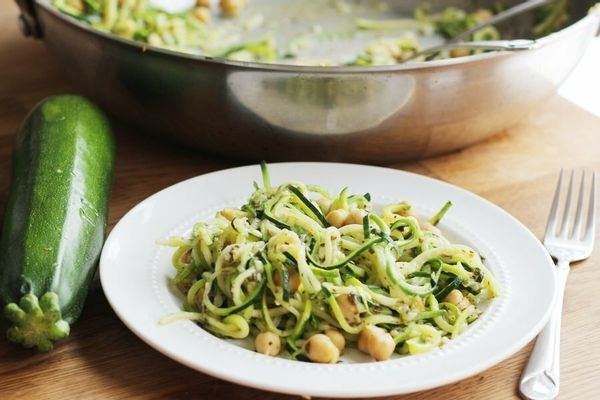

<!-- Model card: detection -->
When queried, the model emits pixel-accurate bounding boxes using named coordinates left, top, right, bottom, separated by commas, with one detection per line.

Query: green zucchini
left=433, top=276, right=464, bottom=301
left=430, top=201, right=453, bottom=226
left=0, top=95, right=115, bottom=351
left=284, top=297, right=312, bottom=360
left=385, top=260, right=436, bottom=297
left=204, top=275, right=266, bottom=316
left=306, top=236, right=384, bottom=270
left=287, top=185, right=330, bottom=228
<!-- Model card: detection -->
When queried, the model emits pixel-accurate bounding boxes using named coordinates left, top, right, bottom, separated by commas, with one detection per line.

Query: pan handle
left=15, top=0, right=42, bottom=38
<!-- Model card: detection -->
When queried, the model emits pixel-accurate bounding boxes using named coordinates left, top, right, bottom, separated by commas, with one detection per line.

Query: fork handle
left=519, top=261, right=570, bottom=400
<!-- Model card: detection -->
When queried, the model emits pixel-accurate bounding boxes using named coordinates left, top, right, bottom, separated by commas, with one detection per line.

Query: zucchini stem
left=430, top=201, right=452, bottom=226
left=260, top=161, right=270, bottom=189
left=4, top=292, right=70, bottom=352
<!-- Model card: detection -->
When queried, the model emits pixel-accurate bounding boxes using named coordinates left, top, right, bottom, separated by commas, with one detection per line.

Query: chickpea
left=357, top=325, right=380, bottom=354
left=357, top=331, right=371, bottom=354
left=289, top=270, right=300, bottom=293
left=304, top=334, right=340, bottom=363
left=325, top=329, right=346, bottom=352
left=336, top=294, right=361, bottom=324
left=367, top=330, right=395, bottom=361
left=316, top=197, right=333, bottom=214
left=326, top=209, right=349, bottom=228
left=450, top=48, right=471, bottom=58
left=445, top=289, right=471, bottom=310
left=358, top=325, right=395, bottom=361
left=389, top=45, right=403, bottom=61
left=193, top=6, right=211, bottom=23
left=220, top=0, right=247, bottom=16
left=255, top=332, right=281, bottom=356
left=273, top=268, right=300, bottom=294
left=67, top=0, right=85, bottom=12
left=475, top=8, right=494, bottom=21
left=220, top=208, right=248, bottom=221
left=148, top=33, right=163, bottom=47
left=444, top=289, right=463, bottom=305
left=345, top=208, right=366, bottom=225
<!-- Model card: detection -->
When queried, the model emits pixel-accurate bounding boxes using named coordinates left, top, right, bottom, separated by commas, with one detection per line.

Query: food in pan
left=159, top=163, right=500, bottom=363
left=51, top=0, right=570, bottom=66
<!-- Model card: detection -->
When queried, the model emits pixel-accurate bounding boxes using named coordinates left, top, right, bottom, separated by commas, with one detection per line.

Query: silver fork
left=519, top=170, right=596, bottom=400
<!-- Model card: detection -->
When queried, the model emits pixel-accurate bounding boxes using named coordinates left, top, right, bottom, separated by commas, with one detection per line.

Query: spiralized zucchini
left=160, top=163, right=499, bottom=362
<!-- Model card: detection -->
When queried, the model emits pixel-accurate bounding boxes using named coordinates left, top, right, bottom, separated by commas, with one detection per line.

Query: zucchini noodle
left=160, top=163, right=500, bottom=362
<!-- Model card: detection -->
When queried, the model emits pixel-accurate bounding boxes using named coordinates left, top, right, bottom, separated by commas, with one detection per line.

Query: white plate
left=100, top=163, right=556, bottom=398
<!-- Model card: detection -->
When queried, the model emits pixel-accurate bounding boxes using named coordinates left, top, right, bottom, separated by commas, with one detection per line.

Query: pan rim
left=35, top=0, right=599, bottom=73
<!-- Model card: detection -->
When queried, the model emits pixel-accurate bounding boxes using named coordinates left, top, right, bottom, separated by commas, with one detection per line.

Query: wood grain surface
left=1, top=3, right=599, bottom=400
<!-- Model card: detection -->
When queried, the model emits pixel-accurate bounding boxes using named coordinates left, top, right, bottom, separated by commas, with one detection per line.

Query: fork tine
left=584, top=171, right=596, bottom=244
left=558, top=170, right=575, bottom=239
left=545, top=169, right=563, bottom=240
left=571, top=171, right=586, bottom=239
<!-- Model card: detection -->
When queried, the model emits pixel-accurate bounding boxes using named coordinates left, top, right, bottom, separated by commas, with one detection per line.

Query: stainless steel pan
left=15, top=0, right=600, bottom=162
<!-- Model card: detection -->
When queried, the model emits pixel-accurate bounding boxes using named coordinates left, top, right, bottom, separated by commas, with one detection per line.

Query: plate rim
left=99, top=162, right=557, bottom=398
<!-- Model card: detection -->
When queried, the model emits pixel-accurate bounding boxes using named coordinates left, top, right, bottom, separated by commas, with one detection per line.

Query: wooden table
left=1, top=3, right=599, bottom=400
